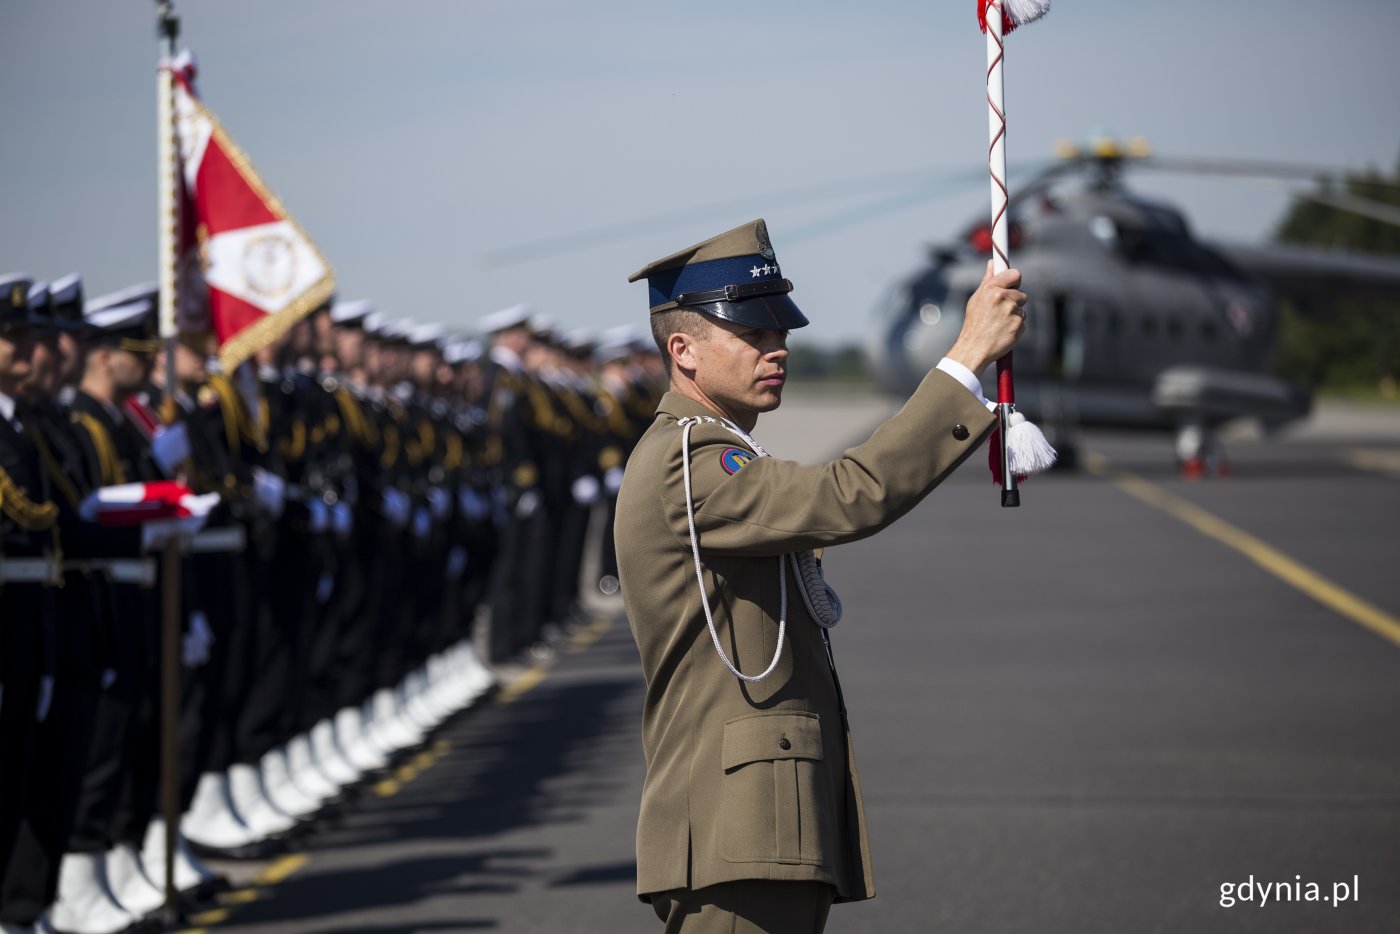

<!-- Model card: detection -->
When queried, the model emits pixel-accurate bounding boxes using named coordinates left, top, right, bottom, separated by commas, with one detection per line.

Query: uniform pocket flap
left=721, top=712, right=823, bottom=771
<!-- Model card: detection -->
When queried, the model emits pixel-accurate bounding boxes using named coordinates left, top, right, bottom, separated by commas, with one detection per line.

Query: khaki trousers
left=651, top=881, right=836, bottom=934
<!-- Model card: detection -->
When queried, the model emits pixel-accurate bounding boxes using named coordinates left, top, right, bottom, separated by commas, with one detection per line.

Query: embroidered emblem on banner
left=720, top=448, right=754, bottom=475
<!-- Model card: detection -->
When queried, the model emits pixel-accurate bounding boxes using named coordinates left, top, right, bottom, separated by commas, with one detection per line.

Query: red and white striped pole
left=979, top=0, right=1056, bottom=506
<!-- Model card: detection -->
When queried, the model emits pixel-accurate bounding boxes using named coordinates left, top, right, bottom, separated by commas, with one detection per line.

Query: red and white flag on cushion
left=171, top=51, right=335, bottom=374
left=79, top=481, right=219, bottom=527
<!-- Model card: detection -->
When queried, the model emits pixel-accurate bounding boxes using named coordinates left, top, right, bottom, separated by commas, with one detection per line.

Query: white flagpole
left=984, top=2, right=1018, bottom=506
left=155, top=0, right=183, bottom=924
left=981, top=0, right=1056, bottom=505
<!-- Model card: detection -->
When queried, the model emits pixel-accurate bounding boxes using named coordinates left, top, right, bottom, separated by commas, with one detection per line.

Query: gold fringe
left=279, top=419, right=307, bottom=462
left=206, top=374, right=244, bottom=455
left=0, top=465, right=59, bottom=531
left=71, top=412, right=127, bottom=485
left=333, top=387, right=378, bottom=449
left=30, top=426, right=82, bottom=511
left=380, top=423, right=400, bottom=470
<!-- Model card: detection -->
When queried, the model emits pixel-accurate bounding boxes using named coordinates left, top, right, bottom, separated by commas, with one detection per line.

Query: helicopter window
left=1112, top=209, right=1242, bottom=279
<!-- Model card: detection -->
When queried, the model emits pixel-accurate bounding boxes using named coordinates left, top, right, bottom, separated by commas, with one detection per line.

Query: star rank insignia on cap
left=720, top=448, right=754, bottom=475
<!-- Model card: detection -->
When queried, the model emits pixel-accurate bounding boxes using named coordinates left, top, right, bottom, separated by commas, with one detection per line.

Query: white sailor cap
left=628, top=326, right=657, bottom=353
left=443, top=340, right=484, bottom=365
left=407, top=322, right=447, bottom=349
left=46, top=274, right=86, bottom=330
left=374, top=317, right=414, bottom=345
left=478, top=303, right=531, bottom=335
left=595, top=337, right=633, bottom=366
left=331, top=299, right=373, bottom=326
left=562, top=328, right=594, bottom=356
left=1, top=274, right=33, bottom=329
left=50, top=274, right=82, bottom=309
left=362, top=310, right=391, bottom=337
left=84, top=297, right=160, bottom=351
left=528, top=313, right=558, bottom=341
left=86, top=282, right=159, bottom=315
left=27, top=280, right=50, bottom=311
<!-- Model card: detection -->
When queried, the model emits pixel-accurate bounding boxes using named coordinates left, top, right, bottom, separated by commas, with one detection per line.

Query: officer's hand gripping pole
left=980, top=0, right=1056, bottom=506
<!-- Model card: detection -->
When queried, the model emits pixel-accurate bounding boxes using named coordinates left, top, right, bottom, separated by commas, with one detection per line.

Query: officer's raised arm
left=626, top=231, right=1026, bottom=557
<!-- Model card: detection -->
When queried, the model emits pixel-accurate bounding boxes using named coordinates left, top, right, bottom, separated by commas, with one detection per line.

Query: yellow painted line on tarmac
left=1345, top=447, right=1400, bottom=479
left=565, top=616, right=613, bottom=653
left=373, top=738, right=453, bottom=798
left=1085, top=452, right=1400, bottom=650
left=176, top=852, right=308, bottom=931
left=495, top=665, right=547, bottom=704
left=255, top=853, right=309, bottom=886
left=187, top=907, right=231, bottom=927
left=219, top=887, right=262, bottom=906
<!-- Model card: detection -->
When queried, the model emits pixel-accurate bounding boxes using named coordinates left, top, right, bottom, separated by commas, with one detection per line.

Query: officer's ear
left=667, top=331, right=699, bottom=376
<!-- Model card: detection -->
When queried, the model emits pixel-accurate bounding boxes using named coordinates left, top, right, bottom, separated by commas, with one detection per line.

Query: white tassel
left=1005, top=410, right=1057, bottom=475
left=1004, top=0, right=1051, bottom=27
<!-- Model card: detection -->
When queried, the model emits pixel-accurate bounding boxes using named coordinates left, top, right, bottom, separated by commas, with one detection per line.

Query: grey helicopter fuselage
left=868, top=187, right=1303, bottom=438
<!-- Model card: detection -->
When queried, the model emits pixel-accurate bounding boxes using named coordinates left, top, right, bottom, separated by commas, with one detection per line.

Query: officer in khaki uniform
left=616, top=220, right=1027, bottom=932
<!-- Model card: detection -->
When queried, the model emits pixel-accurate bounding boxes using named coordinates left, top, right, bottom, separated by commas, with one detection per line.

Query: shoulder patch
left=719, top=447, right=754, bottom=475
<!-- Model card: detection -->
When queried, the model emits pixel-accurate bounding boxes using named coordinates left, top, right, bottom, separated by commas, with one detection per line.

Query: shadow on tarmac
left=215, top=636, right=641, bottom=932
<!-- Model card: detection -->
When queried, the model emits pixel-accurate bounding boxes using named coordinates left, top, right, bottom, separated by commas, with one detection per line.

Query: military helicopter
left=866, top=137, right=1400, bottom=475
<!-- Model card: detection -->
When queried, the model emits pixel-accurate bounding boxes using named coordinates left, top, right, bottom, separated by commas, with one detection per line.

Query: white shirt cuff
left=936, top=357, right=995, bottom=411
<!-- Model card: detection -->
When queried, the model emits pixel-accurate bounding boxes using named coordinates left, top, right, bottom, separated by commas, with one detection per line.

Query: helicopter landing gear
left=1175, top=420, right=1230, bottom=479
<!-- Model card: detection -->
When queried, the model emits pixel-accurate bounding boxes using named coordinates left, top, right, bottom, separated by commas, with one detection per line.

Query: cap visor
left=694, top=293, right=808, bottom=330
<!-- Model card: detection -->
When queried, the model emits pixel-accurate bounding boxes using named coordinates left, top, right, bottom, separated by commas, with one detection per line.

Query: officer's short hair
left=650, top=308, right=712, bottom=374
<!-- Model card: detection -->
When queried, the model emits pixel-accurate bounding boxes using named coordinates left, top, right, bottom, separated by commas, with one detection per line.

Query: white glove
left=515, top=489, right=541, bottom=519
left=446, top=545, right=468, bottom=579
left=308, top=499, right=330, bottom=534
left=412, top=505, right=431, bottom=541
left=141, top=513, right=208, bottom=551
left=571, top=475, right=601, bottom=506
left=604, top=466, right=625, bottom=495
left=252, top=467, right=286, bottom=519
left=182, top=610, right=213, bottom=668
left=381, top=488, right=411, bottom=529
left=331, top=501, right=353, bottom=538
left=151, top=423, right=191, bottom=476
left=426, top=487, right=451, bottom=520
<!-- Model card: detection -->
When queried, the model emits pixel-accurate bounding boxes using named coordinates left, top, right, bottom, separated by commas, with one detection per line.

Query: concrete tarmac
left=205, top=393, right=1400, bottom=934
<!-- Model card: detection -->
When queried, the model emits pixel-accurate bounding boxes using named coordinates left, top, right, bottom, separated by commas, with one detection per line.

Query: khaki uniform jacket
left=615, top=368, right=996, bottom=903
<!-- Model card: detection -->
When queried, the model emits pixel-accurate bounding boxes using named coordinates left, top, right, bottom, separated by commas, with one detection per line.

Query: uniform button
left=778, top=737, right=792, bottom=751
left=952, top=424, right=970, bottom=441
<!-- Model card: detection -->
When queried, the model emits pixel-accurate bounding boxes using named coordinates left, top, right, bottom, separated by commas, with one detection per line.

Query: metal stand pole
left=155, top=1, right=183, bottom=926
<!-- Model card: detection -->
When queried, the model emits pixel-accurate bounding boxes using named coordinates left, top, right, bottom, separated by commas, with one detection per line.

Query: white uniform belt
left=64, top=558, right=158, bottom=587
left=0, top=557, right=62, bottom=585
left=184, top=526, right=246, bottom=554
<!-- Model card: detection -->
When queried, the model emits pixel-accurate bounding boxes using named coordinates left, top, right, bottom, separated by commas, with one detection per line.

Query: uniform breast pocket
left=719, top=711, right=833, bottom=867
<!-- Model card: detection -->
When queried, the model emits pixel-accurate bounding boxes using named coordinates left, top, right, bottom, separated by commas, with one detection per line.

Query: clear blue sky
left=3, top=0, right=1398, bottom=345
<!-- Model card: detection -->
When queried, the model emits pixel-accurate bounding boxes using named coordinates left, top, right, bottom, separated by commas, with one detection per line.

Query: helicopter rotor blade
left=482, top=161, right=1055, bottom=267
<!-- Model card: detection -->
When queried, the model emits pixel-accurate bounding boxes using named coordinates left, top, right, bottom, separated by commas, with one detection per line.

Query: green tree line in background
left=1272, top=154, right=1400, bottom=398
